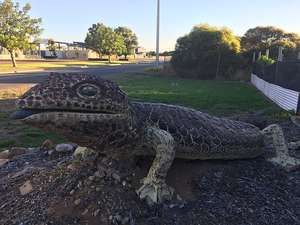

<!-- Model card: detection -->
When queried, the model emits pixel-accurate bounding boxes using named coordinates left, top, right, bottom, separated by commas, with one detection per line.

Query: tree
left=47, top=39, right=57, bottom=57
left=85, top=23, right=106, bottom=58
left=85, top=23, right=126, bottom=63
left=241, top=26, right=300, bottom=59
left=171, top=24, right=242, bottom=80
left=115, top=26, right=138, bottom=59
left=0, top=0, right=42, bottom=67
left=101, top=26, right=125, bottom=63
left=146, top=51, right=156, bottom=57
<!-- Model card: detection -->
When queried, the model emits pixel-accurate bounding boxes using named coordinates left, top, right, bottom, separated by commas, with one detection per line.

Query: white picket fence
left=251, top=74, right=300, bottom=113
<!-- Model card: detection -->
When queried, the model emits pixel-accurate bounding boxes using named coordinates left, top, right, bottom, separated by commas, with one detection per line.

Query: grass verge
left=108, top=72, right=286, bottom=117
left=0, top=60, right=131, bottom=73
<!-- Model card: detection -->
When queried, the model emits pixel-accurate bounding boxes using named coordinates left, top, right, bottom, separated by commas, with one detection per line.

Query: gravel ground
left=0, top=120, right=299, bottom=225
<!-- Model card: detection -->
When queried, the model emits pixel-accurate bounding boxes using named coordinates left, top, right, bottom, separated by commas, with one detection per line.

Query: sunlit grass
left=109, top=73, right=284, bottom=117
left=0, top=84, right=34, bottom=99
left=0, top=60, right=132, bottom=73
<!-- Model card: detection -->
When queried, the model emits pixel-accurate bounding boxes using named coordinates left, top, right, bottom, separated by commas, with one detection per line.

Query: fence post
left=252, top=52, right=256, bottom=63
left=266, top=49, right=270, bottom=58
left=297, top=94, right=300, bottom=116
left=258, top=51, right=262, bottom=59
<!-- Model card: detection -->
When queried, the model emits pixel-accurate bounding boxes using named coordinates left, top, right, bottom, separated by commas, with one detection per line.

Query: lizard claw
left=136, top=178, right=175, bottom=205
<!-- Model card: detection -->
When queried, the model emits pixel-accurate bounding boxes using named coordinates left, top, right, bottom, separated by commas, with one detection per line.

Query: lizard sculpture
left=12, top=73, right=300, bottom=205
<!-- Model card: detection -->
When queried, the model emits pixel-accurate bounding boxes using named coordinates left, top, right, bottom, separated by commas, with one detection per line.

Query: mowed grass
left=0, top=72, right=287, bottom=150
left=109, top=73, right=285, bottom=117
left=0, top=60, right=130, bottom=73
left=0, top=101, right=66, bottom=151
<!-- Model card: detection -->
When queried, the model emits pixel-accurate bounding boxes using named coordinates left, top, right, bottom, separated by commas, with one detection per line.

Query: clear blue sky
left=17, top=0, right=300, bottom=51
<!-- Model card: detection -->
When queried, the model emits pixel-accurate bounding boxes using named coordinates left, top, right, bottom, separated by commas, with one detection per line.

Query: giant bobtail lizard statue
left=12, top=73, right=300, bottom=205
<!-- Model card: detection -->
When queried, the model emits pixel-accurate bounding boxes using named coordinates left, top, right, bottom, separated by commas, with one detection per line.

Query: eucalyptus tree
left=0, top=0, right=42, bottom=67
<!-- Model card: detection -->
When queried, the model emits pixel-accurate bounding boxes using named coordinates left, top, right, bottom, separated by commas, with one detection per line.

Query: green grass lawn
left=0, top=72, right=287, bottom=150
left=0, top=60, right=130, bottom=73
left=0, top=102, right=66, bottom=150
left=108, top=73, right=285, bottom=117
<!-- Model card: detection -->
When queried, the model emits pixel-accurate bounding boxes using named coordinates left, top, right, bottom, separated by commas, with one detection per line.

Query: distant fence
left=252, top=61, right=300, bottom=92
left=251, top=74, right=300, bottom=114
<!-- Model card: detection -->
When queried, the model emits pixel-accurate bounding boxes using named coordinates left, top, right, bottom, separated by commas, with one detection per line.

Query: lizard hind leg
left=136, top=127, right=177, bottom=205
left=262, top=124, right=300, bottom=171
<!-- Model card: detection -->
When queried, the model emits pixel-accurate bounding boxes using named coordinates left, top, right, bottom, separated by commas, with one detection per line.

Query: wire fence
left=252, top=60, right=300, bottom=92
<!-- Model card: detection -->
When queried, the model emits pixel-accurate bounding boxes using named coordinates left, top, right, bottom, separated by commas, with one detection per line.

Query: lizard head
left=11, top=73, right=135, bottom=149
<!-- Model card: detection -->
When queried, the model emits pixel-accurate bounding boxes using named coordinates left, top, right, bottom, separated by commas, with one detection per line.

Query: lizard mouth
left=11, top=108, right=116, bottom=120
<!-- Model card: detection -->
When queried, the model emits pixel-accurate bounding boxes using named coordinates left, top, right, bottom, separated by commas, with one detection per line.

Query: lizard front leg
left=136, top=126, right=176, bottom=205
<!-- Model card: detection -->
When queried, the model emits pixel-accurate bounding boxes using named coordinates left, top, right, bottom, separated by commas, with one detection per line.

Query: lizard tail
left=262, top=124, right=300, bottom=171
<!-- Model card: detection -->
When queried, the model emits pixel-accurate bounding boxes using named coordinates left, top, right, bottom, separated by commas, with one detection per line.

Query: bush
left=171, top=24, right=244, bottom=80
left=257, top=55, right=275, bottom=66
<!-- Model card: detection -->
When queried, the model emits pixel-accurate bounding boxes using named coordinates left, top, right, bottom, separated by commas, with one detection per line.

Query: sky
left=16, top=0, right=300, bottom=51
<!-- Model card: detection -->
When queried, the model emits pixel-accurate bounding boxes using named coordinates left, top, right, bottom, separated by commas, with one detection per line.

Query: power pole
left=156, top=0, right=160, bottom=67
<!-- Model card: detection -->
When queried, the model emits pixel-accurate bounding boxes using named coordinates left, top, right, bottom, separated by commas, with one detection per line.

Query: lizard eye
left=77, top=84, right=99, bottom=99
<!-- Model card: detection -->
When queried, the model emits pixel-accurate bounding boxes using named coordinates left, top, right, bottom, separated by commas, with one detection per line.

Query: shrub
left=171, top=24, right=244, bottom=80
left=257, top=55, right=275, bottom=66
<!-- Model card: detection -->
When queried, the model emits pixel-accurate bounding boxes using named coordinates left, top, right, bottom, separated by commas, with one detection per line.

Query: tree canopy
left=115, top=26, right=138, bottom=59
left=85, top=23, right=140, bottom=62
left=0, top=0, right=42, bottom=67
left=241, top=26, right=300, bottom=60
left=85, top=23, right=108, bottom=58
left=171, top=24, right=242, bottom=79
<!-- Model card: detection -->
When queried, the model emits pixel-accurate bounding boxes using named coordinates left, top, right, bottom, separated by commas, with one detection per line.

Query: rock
left=19, top=180, right=33, bottom=195
left=0, top=150, right=10, bottom=159
left=77, top=181, right=83, bottom=189
left=27, top=147, right=37, bottom=152
left=0, top=147, right=27, bottom=159
left=55, top=143, right=76, bottom=153
left=81, top=209, right=89, bottom=216
left=11, top=167, right=37, bottom=179
left=93, top=209, right=100, bottom=217
left=112, top=173, right=121, bottom=182
left=70, top=190, right=75, bottom=195
left=67, top=164, right=78, bottom=171
left=73, top=146, right=96, bottom=159
left=0, top=159, right=9, bottom=167
left=46, top=150, right=55, bottom=156
left=88, top=176, right=95, bottom=181
left=96, top=187, right=101, bottom=192
left=41, top=139, right=54, bottom=151
left=288, top=141, right=300, bottom=151
left=94, top=170, right=106, bottom=179
left=10, top=147, right=27, bottom=157
left=74, top=199, right=81, bottom=206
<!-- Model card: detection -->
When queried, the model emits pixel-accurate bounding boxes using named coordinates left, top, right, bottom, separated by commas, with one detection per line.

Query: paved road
left=0, top=63, right=155, bottom=84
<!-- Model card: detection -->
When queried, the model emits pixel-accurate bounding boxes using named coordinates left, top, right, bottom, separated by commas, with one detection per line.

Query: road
left=0, top=63, right=155, bottom=84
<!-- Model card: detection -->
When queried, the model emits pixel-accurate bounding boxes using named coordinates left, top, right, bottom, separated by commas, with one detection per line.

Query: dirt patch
left=0, top=140, right=299, bottom=225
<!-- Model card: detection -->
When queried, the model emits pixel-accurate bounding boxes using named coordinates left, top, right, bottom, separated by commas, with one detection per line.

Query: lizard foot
left=136, top=178, right=175, bottom=205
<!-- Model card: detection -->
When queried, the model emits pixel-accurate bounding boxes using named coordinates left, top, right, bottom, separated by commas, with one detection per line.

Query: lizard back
left=132, top=102, right=264, bottom=159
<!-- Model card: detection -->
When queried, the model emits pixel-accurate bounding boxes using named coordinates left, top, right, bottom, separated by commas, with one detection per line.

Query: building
left=0, top=39, right=99, bottom=60
left=135, top=47, right=147, bottom=59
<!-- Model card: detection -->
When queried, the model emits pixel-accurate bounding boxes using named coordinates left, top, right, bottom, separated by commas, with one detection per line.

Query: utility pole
left=156, top=0, right=160, bottom=67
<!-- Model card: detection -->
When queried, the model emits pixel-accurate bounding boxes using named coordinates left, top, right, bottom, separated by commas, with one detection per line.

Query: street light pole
left=156, top=0, right=160, bottom=67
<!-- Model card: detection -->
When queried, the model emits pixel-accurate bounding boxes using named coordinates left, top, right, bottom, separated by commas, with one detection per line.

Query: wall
left=251, top=74, right=300, bottom=113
